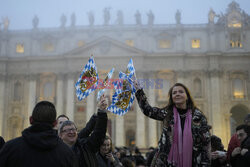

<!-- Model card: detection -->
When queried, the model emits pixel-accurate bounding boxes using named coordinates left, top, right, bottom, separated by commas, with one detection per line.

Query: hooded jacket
left=0, top=123, right=77, bottom=167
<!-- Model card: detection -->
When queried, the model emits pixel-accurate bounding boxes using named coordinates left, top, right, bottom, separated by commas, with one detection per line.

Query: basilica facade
left=0, top=1, right=250, bottom=148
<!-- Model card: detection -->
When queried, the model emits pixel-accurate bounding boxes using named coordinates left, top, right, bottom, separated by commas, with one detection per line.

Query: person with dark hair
left=227, top=113, right=250, bottom=162
left=58, top=95, right=108, bottom=167
left=55, top=114, right=69, bottom=130
left=133, top=147, right=146, bottom=166
left=121, top=157, right=135, bottom=167
left=230, top=124, right=250, bottom=167
left=210, top=135, right=228, bottom=167
left=133, top=81, right=211, bottom=167
left=96, top=135, right=122, bottom=167
left=0, top=136, right=5, bottom=150
left=0, top=101, right=76, bottom=167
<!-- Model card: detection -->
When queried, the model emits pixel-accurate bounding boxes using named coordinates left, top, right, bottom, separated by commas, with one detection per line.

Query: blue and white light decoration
left=108, top=58, right=136, bottom=115
left=97, top=68, right=115, bottom=101
left=75, top=56, right=99, bottom=101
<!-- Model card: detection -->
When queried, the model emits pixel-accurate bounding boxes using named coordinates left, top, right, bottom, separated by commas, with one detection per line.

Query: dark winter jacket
left=0, top=136, right=5, bottom=150
left=72, top=110, right=108, bottom=167
left=0, top=123, right=77, bottom=167
left=231, top=136, right=250, bottom=167
left=96, top=152, right=122, bottom=167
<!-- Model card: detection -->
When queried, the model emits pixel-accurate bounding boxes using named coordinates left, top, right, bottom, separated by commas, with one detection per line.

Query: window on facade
left=16, top=43, right=24, bottom=53
left=125, top=40, right=134, bottom=47
left=44, top=43, right=54, bottom=52
left=159, top=39, right=171, bottom=49
left=192, top=39, right=200, bottom=48
left=78, top=40, right=85, bottom=47
left=230, top=33, right=242, bottom=48
left=232, top=78, right=244, bottom=99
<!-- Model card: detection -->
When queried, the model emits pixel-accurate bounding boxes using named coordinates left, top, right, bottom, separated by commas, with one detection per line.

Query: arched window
left=44, top=82, right=53, bottom=98
left=126, top=129, right=135, bottom=147
left=232, top=78, right=244, bottom=99
left=193, top=78, right=202, bottom=98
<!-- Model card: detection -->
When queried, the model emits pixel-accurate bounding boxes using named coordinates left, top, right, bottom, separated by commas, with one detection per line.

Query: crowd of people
left=0, top=81, right=249, bottom=167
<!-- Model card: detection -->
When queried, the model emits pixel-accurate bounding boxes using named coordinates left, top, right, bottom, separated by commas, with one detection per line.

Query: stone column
left=115, top=116, right=125, bottom=147
left=86, top=93, right=95, bottom=121
left=26, top=74, right=37, bottom=128
left=56, top=73, right=64, bottom=116
left=147, top=85, right=158, bottom=147
left=208, top=70, right=222, bottom=136
left=66, top=73, right=75, bottom=121
left=0, top=74, right=6, bottom=135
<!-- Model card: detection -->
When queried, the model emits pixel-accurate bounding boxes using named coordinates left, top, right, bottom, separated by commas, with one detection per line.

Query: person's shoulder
left=5, top=136, right=23, bottom=145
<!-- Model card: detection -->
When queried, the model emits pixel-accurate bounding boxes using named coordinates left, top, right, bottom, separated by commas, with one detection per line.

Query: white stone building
left=0, top=1, right=250, bottom=148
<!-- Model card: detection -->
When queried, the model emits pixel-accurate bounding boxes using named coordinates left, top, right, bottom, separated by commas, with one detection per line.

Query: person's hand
left=231, top=147, right=241, bottom=157
left=132, top=78, right=142, bottom=90
left=97, top=94, right=108, bottom=110
left=211, top=151, right=219, bottom=160
left=105, top=152, right=115, bottom=163
left=241, top=148, right=248, bottom=156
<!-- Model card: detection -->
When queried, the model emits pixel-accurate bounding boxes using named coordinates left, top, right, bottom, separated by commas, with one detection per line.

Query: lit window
left=125, top=40, right=134, bottom=47
left=230, top=33, right=242, bottom=48
left=192, top=39, right=200, bottom=48
left=44, top=43, right=54, bottom=52
left=233, top=78, right=244, bottom=99
left=16, top=43, right=24, bottom=53
left=159, top=39, right=171, bottom=48
left=78, top=40, right=85, bottom=47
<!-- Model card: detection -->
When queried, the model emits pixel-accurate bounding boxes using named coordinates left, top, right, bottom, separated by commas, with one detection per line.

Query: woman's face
left=172, top=86, right=188, bottom=108
left=100, top=139, right=111, bottom=155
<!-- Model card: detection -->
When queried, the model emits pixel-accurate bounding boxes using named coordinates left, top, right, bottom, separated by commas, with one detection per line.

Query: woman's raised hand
left=97, top=94, right=108, bottom=110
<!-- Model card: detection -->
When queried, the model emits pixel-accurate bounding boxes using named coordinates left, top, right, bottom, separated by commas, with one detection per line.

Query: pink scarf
left=167, top=107, right=193, bottom=167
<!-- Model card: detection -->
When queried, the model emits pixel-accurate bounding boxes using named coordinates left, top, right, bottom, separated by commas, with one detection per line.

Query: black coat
left=231, top=136, right=250, bottom=167
left=0, top=123, right=77, bottom=167
left=0, top=136, right=5, bottom=150
left=72, top=110, right=108, bottom=167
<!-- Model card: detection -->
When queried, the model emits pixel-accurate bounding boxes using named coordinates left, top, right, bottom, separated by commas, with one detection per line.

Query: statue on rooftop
left=175, top=10, right=181, bottom=24
left=88, top=11, right=95, bottom=26
left=208, top=8, right=216, bottom=24
left=2, top=17, right=9, bottom=30
left=116, top=10, right=124, bottom=25
left=32, top=15, right=39, bottom=29
left=147, top=10, right=154, bottom=25
left=60, top=14, right=67, bottom=28
left=135, top=10, right=142, bottom=25
left=103, top=7, right=111, bottom=25
left=70, top=13, right=76, bottom=27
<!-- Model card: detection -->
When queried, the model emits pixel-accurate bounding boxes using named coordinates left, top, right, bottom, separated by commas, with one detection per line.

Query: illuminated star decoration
left=75, top=56, right=99, bottom=101
left=97, top=68, right=115, bottom=101
left=108, top=58, right=136, bottom=115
